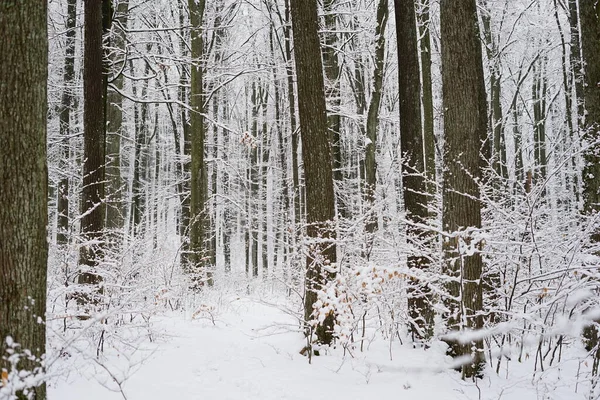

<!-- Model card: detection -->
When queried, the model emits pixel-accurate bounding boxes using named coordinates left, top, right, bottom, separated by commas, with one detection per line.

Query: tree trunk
left=395, top=0, right=434, bottom=342
left=532, top=56, right=548, bottom=182
left=105, top=0, right=129, bottom=235
left=418, top=0, right=436, bottom=197
left=364, top=0, right=388, bottom=251
left=481, top=2, right=507, bottom=181
left=290, top=0, right=337, bottom=346
left=0, top=2, right=48, bottom=398
left=322, top=0, right=346, bottom=219
left=569, top=0, right=584, bottom=125
left=79, top=0, right=106, bottom=298
left=580, top=0, right=600, bottom=352
left=57, top=0, right=77, bottom=246
left=130, top=56, right=151, bottom=236
left=178, top=1, right=191, bottom=268
left=440, top=0, right=487, bottom=378
left=188, top=0, right=211, bottom=286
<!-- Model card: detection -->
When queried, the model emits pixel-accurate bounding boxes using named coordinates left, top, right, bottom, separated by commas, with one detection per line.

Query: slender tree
left=57, top=0, right=77, bottom=245
left=290, top=0, right=337, bottom=345
left=105, top=0, right=130, bottom=235
left=364, top=0, right=388, bottom=248
left=481, top=2, right=507, bottom=181
left=188, top=0, right=212, bottom=286
left=322, top=0, right=346, bottom=218
left=0, top=1, right=48, bottom=398
left=417, top=0, right=436, bottom=196
left=569, top=0, right=584, bottom=124
left=440, top=0, right=488, bottom=378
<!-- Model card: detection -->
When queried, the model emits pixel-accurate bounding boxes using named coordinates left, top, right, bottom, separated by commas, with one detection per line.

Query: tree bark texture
left=440, top=0, right=487, bottom=378
left=395, top=0, right=434, bottom=341
left=290, top=0, right=337, bottom=345
left=189, top=0, right=212, bottom=286
left=79, top=0, right=106, bottom=292
left=0, top=1, right=48, bottom=398
left=580, top=0, right=600, bottom=352
left=105, top=0, right=129, bottom=235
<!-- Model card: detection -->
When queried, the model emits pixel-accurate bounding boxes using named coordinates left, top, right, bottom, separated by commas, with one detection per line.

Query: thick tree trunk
left=0, top=2, right=48, bottom=398
left=79, top=0, right=106, bottom=296
left=290, top=0, right=337, bottom=346
left=580, top=0, right=600, bottom=352
left=395, top=0, right=434, bottom=341
left=440, top=0, right=487, bottom=378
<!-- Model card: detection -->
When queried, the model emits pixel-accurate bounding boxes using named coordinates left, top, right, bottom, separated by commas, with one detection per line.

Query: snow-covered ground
left=48, top=296, right=595, bottom=400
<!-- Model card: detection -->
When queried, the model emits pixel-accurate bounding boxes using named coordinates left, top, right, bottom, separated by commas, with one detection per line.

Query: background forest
left=1, top=0, right=600, bottom=398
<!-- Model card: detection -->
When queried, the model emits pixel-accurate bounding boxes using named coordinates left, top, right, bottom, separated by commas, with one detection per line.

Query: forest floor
left=47, top=294, right=592, bottom=400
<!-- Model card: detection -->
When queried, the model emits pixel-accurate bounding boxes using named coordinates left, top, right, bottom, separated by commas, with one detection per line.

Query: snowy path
left=48, top=297, right=582, bottom=400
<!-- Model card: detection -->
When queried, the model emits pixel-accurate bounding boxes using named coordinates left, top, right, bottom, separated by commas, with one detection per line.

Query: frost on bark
left=105, top=0, right=129, bottom=236
left=57, top=0, right=77, bottom=245
left=440, top=0, right=487, bottom=378
left=290, top=0, right=337, bottom=345
left=79, top=0, right=106, bottom=299
left=188, top=0, right=212, bottom=287
left=0, top=1, right=48, bottom=398
left=364, top=0, right=388, bottom=248
left=395, top=0, right=434, bottom=341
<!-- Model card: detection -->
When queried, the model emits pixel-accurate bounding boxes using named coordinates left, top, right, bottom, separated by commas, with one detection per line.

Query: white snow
left=47, top=296, right=596, bottom=400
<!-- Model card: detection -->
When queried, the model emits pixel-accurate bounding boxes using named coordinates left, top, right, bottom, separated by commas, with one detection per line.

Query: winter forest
left=1, top=0, right=600, bottom=398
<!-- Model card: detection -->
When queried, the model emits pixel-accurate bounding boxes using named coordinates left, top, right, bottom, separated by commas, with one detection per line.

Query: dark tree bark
left=440, top=0, right=487, bottom=378
left=57, top=0, right=77, bottom=245
left=580, top=0, right=600, bottom=352
left=129, top=54, right=151, bottom=236
left=0, top=1, right=48, bottom=398
left=395, top=0, right=434, bottom=341
left=569, top=0, right=584, bottom=124
left=290, top=0, right=337, bottom=345
left=532, top=56, right=548, bottom=182
left=188, top=0, right=212, bottom=286
left=79, top=0, right=107, bottom=295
